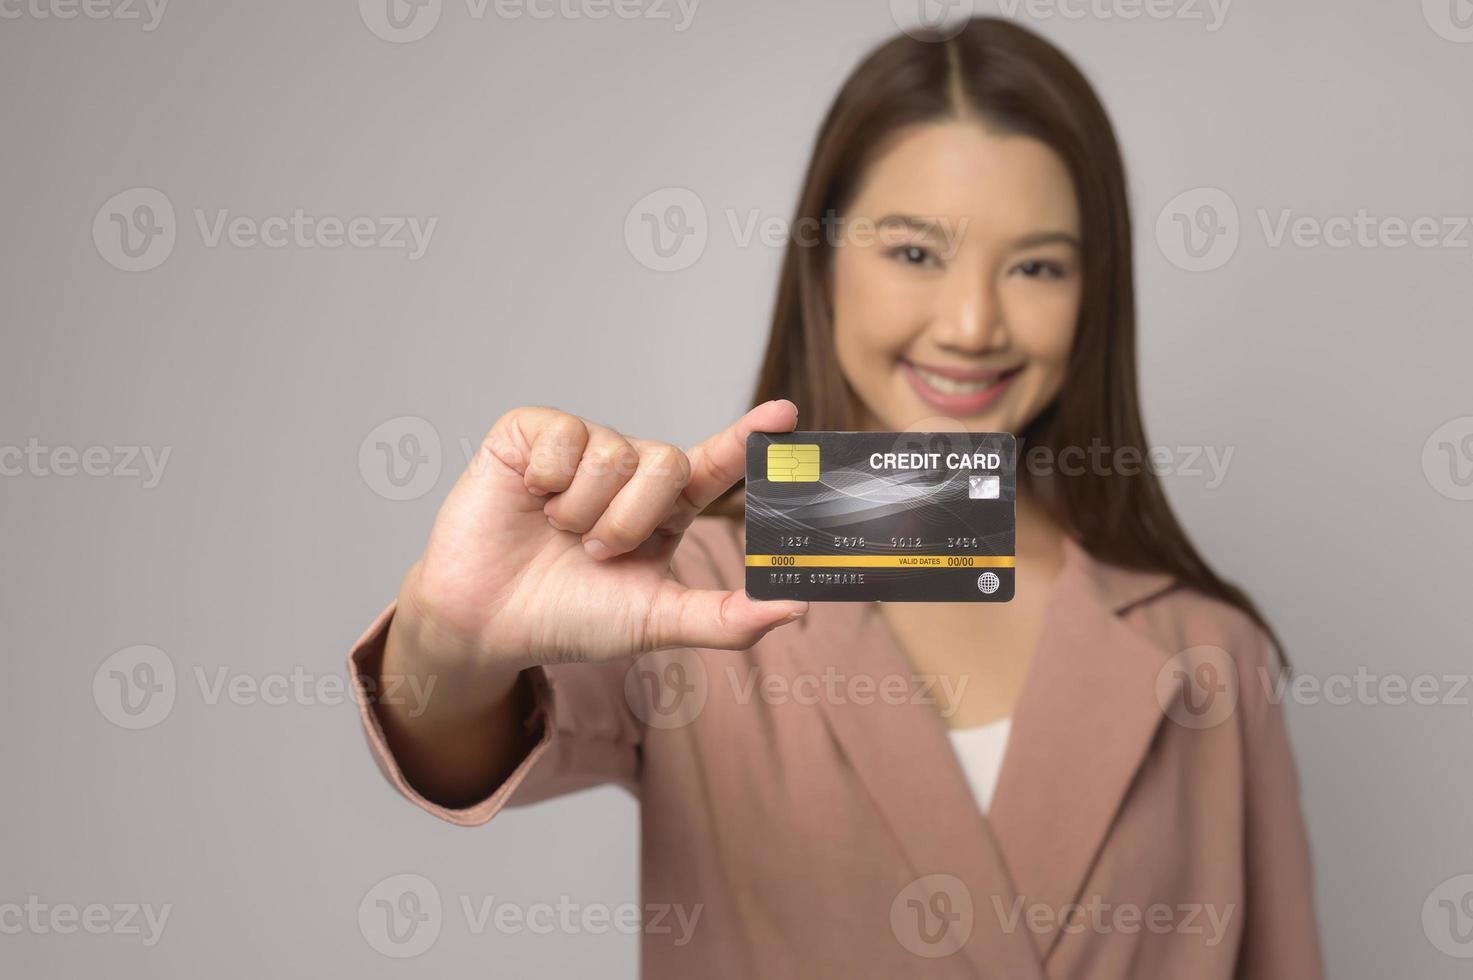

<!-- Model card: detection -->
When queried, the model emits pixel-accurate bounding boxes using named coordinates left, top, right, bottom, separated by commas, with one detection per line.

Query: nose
left=930, top=266, right=1007, bottom=352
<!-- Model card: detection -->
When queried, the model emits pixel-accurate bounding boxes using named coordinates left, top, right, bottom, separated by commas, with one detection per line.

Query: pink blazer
left=348, top=515, right=1325, bottom=979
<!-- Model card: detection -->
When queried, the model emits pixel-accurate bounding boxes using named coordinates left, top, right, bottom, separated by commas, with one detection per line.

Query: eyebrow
left=1010, top=230, right=1081, bottom=250
left=875, top=214, right=953, bottom=236
left=875, top=214, right=1080, bottom=250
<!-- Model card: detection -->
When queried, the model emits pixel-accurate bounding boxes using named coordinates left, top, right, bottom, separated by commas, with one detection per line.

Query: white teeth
left=911, top=365, right=1004, bottom=395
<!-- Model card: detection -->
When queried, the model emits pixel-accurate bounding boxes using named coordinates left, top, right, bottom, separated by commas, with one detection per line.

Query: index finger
left=659, top=399, right=798, bottom=533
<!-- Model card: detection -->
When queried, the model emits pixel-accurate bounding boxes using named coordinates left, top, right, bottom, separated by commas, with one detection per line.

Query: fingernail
left=584, top=538, right=612, bottom=560
left=547, top=515, right=566, bottom=531
left=784, top=603, right=809, bottom=620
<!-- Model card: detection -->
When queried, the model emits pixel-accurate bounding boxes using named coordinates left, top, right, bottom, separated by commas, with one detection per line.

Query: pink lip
left=901, top=360, right=1022, bottom=414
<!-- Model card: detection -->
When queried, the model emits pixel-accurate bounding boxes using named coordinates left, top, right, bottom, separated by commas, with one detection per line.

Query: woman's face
left=830, top=120, right=1082, bottom=434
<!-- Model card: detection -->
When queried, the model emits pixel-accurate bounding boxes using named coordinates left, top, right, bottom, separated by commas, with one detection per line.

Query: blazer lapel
left=787, top=598, right=1048, bottom=980
left=985, top=535, right=1178, bottom=962
left=779, top=530, right=1179, bottom=975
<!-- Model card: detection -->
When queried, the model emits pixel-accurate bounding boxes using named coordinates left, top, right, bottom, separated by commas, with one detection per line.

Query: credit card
left=744, top=431, right=1016, bottom=602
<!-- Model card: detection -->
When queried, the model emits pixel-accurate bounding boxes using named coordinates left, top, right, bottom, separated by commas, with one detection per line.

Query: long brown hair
left=705, top=17, right=1286, bottom=664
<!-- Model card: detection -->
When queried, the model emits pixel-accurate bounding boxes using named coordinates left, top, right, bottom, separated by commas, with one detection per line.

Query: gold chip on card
left=766, top=443, right=820, bottom=482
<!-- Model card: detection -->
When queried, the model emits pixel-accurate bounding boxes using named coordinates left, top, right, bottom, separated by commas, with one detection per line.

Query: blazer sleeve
left=1233, top=625, right=1327, bottom=979
left=345, top=515, right=736, bottom=828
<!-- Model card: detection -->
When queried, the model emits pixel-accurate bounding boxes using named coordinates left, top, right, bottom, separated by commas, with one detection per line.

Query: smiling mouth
left=904, top=361, right=1024, bottom=395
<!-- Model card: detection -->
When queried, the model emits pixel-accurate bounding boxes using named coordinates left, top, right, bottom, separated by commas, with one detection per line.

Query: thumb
left=646, top=582, right=809, bottom=652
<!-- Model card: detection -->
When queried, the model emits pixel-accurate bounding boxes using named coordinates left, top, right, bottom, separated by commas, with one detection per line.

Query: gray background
left=3, top=0, right=1472, bottom=976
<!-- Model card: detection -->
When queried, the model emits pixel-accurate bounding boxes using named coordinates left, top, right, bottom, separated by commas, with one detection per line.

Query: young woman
left=348, top=17, right=1324, bottom=979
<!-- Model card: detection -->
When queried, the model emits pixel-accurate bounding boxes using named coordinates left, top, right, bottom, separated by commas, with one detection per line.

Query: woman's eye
left=1012, top=259, right=1066, bottom=279
left=889, top=245, right=939, bottom=268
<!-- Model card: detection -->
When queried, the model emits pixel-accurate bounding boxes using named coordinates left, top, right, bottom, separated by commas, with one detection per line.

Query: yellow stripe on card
left=746, top=555, right=1016, bottom=568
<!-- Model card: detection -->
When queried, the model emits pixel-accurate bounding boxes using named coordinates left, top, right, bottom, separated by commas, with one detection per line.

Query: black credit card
left=744, top=431, right=1016, bottom=602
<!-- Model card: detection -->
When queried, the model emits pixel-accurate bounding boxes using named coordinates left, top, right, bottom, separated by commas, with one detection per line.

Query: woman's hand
left=369, top=400, right=807, bottom=808
left=391, top=399, right=809, bottom=686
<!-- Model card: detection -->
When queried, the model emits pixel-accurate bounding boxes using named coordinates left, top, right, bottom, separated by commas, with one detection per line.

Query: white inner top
left=946, top=717, right=1012, bottom=814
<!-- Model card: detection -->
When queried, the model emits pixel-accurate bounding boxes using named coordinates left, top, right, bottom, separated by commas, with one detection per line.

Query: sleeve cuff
left=346, top=600, right=558, bottom=827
